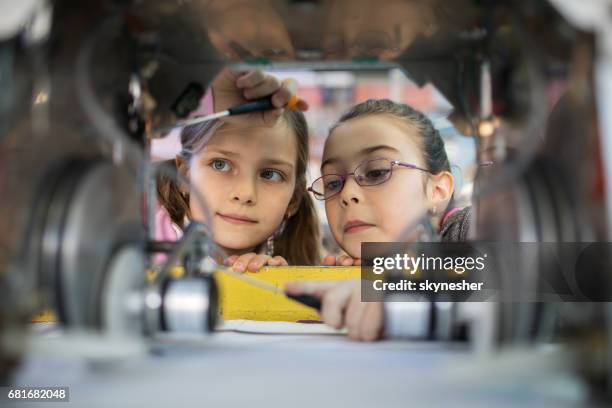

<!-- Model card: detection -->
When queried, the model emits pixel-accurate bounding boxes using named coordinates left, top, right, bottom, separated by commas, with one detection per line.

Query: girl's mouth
left=344, top=220, right=375, bottom=234
left=217, top=212, right=258, bottom=225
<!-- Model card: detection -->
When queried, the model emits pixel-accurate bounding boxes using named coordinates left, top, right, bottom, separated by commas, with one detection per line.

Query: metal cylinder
left=161, top=277, right=218, bottom=334
left=384, top=296, right=457, bottom=342
left=384, top=295, right=432, bottom=340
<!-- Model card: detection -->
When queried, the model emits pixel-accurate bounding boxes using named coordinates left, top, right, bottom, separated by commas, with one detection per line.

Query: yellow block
left=32, top=266, right=361, bottom=323
left=32, top=309, right=56, bottom=323
left=217, top=266, right=360, bottom=321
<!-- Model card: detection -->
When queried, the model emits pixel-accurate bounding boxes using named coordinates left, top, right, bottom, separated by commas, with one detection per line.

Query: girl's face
left=184, top=119, right=297, bottom=255
left=322, top=115, right=436, bottom=258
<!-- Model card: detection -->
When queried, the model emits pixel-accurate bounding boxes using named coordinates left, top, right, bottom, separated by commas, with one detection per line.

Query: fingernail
left=271, top=94, right=281, bottom=108
left=234, top=262, right=244, bottom=272
left=248, top=262, right=259, bottom=270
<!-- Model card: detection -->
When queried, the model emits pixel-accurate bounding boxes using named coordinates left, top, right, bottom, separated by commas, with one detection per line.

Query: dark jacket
left=440, top=207, right=471, bottom=242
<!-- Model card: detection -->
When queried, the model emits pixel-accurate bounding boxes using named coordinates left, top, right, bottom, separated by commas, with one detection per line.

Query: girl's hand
left=225, top=253, right=288, bottom=273
left=322, top=254, right=362, bottom=266
left=212, top=69, right=308, bottom=127
left=284, top=280, right=384, bottom=341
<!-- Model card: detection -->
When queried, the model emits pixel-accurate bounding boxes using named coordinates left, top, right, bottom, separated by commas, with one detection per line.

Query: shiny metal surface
left=22, top=161, right=142, bottom=329
left=57, top=162, right=142, bottom=327
left=162, top=277, right=217, bottom=334
left=384, top=297, right=431, bottom=340
left=101, top=246, right=146, bottom=335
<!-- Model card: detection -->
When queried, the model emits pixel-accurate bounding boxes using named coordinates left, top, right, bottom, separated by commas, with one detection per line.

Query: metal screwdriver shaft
left=154, top=95, right=300, bottom=135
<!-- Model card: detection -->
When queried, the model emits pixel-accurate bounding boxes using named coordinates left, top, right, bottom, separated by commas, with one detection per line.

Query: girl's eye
left=365, top=168, right=390, bottom=181
left=260, top=169, right=284, bottom=182
left=211, top=159, right=231, bottom=172
left=325, top=178, right=343, bottom=192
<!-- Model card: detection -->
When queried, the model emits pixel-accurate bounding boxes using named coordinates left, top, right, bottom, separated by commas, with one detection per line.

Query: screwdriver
left=218, top=267, right=322, bottom=311
left=155, top=95, right=301, bottom=135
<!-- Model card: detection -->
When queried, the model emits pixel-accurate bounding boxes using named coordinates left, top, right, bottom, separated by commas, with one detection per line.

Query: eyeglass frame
left=307, top=158, right=433, bottom=201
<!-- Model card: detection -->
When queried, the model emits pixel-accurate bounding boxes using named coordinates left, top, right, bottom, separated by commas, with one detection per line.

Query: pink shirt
left=153, top=204, right=184, bottom=265
left=440, top=207, right=462, bottom=229
left=154, top=204, right=183, bottom=242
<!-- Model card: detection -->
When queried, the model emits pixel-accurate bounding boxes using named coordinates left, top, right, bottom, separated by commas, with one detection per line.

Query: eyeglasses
left=308, top=158, right=432, bottom=201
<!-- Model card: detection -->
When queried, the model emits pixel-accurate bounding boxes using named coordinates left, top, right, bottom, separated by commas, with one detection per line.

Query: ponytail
left=156, top=160, right=190, bottom=227
left=274, top=188, right=321, bottom=265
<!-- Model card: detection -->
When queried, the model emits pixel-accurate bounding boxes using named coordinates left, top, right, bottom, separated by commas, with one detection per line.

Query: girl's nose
left=340, top=176, right=362, bottom=207
left=230, top=177, right=257, bottom=205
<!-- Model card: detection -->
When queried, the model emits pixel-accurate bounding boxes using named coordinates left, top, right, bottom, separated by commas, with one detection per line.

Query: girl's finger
left=242, top=75, right=281, bottom=100
left=235, top=70, right=266, bottom=88
left=232, top=253, right=257, bottom=273
left=359, top=303, right=384, bottom=342
left=323, top=255, right=337, bottom=266
left=225, top=255, right=239, bottom=266
left=345, top=292, right=366, bottom=341
left=247, top=255, right=271, bottom=272
left=320, top=282, right=354, bottom=329
left=339, top=255, right=355, bottom=266
left=269, top=256, right=288, bottom=266
left=270, top=78, right=296, bottom=108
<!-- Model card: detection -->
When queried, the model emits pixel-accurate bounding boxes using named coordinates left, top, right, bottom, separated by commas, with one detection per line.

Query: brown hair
left=330, top=99, right=451, bottom=174
left=157, top=110, right=320, bottom=265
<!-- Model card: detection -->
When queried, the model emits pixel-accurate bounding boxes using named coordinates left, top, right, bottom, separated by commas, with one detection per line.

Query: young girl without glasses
left=156, top=69, right=320, bottom=271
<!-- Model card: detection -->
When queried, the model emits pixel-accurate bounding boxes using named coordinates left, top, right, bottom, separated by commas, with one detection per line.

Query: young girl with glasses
left=286, top=98, right=471, bottom=340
